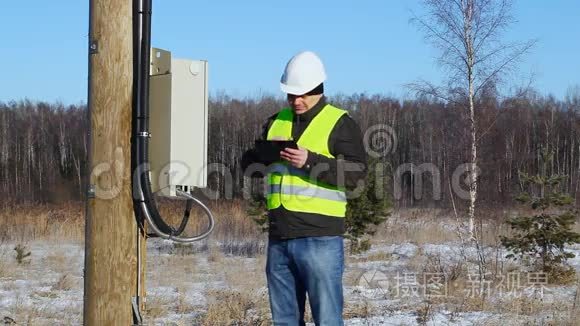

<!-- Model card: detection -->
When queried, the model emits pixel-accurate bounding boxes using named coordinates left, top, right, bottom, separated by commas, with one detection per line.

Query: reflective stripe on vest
left=266, top=104, right=347, bottom=217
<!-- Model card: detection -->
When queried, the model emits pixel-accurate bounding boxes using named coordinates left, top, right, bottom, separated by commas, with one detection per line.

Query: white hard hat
left=280, top=51, right=327, bottom=95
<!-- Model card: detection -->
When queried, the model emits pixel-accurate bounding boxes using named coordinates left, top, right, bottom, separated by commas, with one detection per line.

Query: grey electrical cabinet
left=149, top=48, right=208, bottom=197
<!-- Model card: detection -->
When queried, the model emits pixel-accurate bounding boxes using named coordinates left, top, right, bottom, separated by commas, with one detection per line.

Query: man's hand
left=280, top=147, right=308, bottom=169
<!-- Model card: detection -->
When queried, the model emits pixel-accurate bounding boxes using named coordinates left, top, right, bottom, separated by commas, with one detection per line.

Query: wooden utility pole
left=84, top=0, right=145, bottom=324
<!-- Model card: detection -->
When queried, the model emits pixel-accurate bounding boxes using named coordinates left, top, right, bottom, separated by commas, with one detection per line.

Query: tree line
left=1, top=88, right=579, bottom=209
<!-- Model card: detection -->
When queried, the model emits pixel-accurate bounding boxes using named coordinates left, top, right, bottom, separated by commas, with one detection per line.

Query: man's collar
left=295, top=96, right=327, bottom=122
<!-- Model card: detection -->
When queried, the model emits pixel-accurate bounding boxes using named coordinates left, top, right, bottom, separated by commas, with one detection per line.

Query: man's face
left=287, top=93, right=322, bottom=115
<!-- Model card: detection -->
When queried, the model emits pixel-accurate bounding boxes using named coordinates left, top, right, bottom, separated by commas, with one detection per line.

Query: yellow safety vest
left=266, top=104, right=347, bottom=217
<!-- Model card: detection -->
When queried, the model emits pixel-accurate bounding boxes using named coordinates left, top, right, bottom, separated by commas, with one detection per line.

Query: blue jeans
left=266, top=236, right=344, bottom=326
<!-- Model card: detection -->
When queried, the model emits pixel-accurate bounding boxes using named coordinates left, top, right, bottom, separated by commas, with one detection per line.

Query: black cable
left=174, top=199, right=194, bottom=236
left=132, top=0, right=173, bottom=235
left=132, top=0, right=194, bottom=237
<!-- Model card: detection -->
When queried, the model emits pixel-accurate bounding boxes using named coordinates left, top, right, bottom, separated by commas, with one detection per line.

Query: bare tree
left=409, top=0, right=535, bottom=273
left=409, top=0, right=534, bottom=274
left=4, top=91, right=580, bottom=209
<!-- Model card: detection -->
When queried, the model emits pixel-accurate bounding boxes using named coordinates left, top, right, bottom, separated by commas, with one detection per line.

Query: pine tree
left=247, top=192, right=269, bottom=233
left=345, top=158, right=392, bottom=253
left=500, top=148, right=580, bottom=283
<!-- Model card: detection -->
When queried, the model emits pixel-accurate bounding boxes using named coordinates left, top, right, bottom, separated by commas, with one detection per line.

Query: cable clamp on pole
left=137, top=132, right=151, bottom=138
left=89, top=40, right=98, bottom=54
left=87, top=184, right=96, bottom=199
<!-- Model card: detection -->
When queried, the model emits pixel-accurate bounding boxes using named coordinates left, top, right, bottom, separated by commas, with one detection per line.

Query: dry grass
left=174, top=287, right=197, bottom=315
left=223, top=258, right=266, bottom=290
left=357, top=226, right=579, bottom=324
left=415, top=300, right=435, bottom=325
left=374, top=208, right=520, bottom=247
left=347, top=250, right=396, bottom=265
left=344, top=300, right=379, bottom=319
left=0, top=295, right=83, bottom=326
left=197, top=288, right=271, bottom=326
left=156, top=198, right=265, bottom=244
left=142, top=287, right=200, bottom=323
left=143, top=239, right=270, bottom=324
left=0, top=201, right=83, bottom=242
left=147, top=254, right=200, bottom=289
left=374, top=209, right=456, bottom=245
left=2, top=198, right=575, bottom=260
left=420, top=252, right=466, bottom=282
left=0, top=199, right=268, bottom=257
left=0, top=199, right=538, bottom=251
left=3, top=201, right=579, bottom=324
left=366, top=251, right=394, bottom=262
left=0, top=243, right=12, bottom=278
left=43, top=250, right=68, bottom=268
left=51, top=274, right=75, bottom=291
left=420, top=270, right=576, bottom=322
left=144, top=295, right=173, bottom=320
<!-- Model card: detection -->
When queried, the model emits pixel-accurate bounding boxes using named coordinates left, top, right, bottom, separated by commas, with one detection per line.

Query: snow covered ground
left=1, top=239, right=579, bottom=325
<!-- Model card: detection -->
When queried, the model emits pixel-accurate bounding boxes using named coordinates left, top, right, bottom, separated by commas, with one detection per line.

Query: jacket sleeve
left=304, top=115, right=367, bottom=190
left=240, top=114, right=277, bottom=172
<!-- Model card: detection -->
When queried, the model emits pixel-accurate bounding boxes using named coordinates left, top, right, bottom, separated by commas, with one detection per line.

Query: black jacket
left=241, top=97, right=367, bottom=239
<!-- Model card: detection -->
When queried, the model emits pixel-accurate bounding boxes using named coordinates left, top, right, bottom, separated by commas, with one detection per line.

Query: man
left=242, top=51, right=367, bottom=325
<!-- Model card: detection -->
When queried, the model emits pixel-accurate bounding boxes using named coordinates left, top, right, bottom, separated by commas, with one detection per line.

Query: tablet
left=254, top=140, right=298, bottom=163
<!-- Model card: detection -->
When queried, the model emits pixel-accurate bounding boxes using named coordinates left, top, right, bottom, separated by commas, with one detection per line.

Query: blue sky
left=0, top=0, right=578, bottom=104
